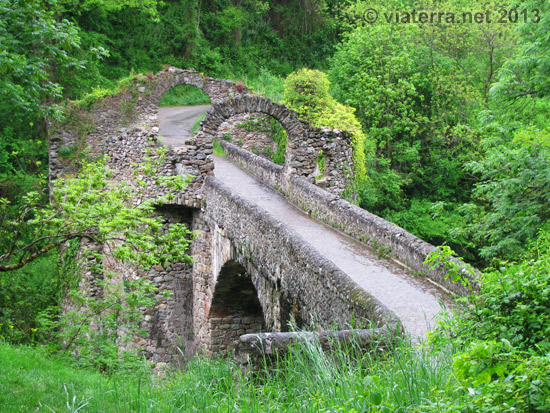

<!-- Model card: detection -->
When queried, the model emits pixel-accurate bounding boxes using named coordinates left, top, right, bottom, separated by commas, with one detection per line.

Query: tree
left=458, top=128, right=550, bottom=261
left=492, top=0, right=550, bottom=102
left=0, top=156, right=194, bottom=273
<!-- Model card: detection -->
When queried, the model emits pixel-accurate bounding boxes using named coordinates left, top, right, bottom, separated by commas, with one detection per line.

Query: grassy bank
left=0, top=336, right=456, bottom=412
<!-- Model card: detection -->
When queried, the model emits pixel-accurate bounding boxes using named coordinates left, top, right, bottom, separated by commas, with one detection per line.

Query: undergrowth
left=159, top=84, right=211, bottom=107
left=0, top=334, right=456, bottom=412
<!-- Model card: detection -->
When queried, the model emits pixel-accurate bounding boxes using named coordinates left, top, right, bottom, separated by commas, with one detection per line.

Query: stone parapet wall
left=203, top=176, right=398, bottom=332
left=218, top=140, right=476, bottom=296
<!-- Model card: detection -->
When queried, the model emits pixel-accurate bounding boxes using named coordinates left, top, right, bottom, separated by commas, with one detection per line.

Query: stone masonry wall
left=217, top=113, right=277, bottom=161
left=100, top=205, right=196, bottom=369
left=203, top=176, right=398, bottom=334
left=219, top=140, right=477, bottom=296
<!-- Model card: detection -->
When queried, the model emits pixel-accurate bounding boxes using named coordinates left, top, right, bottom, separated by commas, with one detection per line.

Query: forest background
left=1, top=0, right=550, bottom=411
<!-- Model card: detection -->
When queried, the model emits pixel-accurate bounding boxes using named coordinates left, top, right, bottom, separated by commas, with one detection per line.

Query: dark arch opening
left=209, top=260, right=265, bottom=353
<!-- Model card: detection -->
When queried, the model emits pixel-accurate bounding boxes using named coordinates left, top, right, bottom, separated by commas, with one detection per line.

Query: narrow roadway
left=159, top=106, right=451, bottom=338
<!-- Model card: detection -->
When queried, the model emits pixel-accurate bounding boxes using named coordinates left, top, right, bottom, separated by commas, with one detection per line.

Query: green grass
left=213, top=139, right=226, bottom=156
left=159, top=84, right=211, bottom=107
left=0, top=335, right=457, bottom=412
left=191, top=113, right=206, bottom=133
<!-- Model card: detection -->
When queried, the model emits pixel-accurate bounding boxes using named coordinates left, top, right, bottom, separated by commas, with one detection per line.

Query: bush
left=427, top=227, right=550, bottom=411
left=283, top=68, right=369, bottom=192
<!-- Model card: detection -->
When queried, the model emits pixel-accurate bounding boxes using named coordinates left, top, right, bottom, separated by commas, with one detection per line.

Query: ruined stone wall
left=48, top=68, right=248, bottom=207
left=218, top=140, right=477, bottom=296
left=217, top=113, right=277, bottom=161
left=201, top=95, right=354, bottom=195
left=100, top=205, right=196, bottom=369
left=49, top=68, right=354, bottom=204
left=101, top=126, right=211, bottom=208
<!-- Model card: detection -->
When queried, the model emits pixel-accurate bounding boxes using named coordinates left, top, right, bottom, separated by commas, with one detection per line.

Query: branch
left=0, top=232, right=100, bottom=273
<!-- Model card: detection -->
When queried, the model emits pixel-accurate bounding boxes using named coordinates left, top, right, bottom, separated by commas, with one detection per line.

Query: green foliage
left=426, top=227, right=550, bottom=411
left=0, top=0, right=86, bottom=200
left=492, top=0, right=550, bottom=102
left=283, top=68, right=368, bottom=189
left=40, top=267, right=162, bottom=373
left=385, top=199, right=474, bottom=261
left=0, top=154, right=193, bottom=272
left=159, top=84, right=211, bottom=107
left=212, top=139, right=227, bottom=157
left=0, top=254, right=59, bottom=344
left=191, top=113, right=207, bottom=134
left=269, top=117, right=288, bottom=165
left=237, top=68, right=285, bottom=102
left=425, top=246, right=475, bottom=289
left=0, top=334, right=457, bottom=411
left=459, top=130, right=550, bottom=260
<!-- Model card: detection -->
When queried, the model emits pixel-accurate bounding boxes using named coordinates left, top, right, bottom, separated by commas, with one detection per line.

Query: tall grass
left=191, top=113, right=206, bottom=133
left=0, top=334, right=457, bottom=412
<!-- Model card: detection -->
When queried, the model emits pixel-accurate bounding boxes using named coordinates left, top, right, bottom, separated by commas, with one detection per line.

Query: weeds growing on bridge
left=0, top=334, right=457, bottom=412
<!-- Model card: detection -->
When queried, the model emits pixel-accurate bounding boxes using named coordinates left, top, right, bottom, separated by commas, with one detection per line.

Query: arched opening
left=215, top=112, right=288, bottom=165
left=209, top=260, right=265, bottom=353
left=158, top=84, right=212, bottom=148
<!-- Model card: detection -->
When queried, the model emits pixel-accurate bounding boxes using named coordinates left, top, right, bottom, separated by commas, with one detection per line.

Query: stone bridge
left=48, top=68, right=474, bottom=366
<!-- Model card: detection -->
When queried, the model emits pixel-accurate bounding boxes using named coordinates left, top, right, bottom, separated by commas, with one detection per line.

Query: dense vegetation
left=1, top=0, right=550, bottom=410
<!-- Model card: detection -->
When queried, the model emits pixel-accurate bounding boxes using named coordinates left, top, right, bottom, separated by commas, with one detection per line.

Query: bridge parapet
left=199, top=176, right=398, bottom=340
left=218, top=140, right=478, bottom=296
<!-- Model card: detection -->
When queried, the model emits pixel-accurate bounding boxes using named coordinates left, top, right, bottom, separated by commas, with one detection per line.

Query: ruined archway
left=140, top=68, right=250, bottom=111
left=208, top=259, right=266, bottom=353
left=197, top=95, right=354, bottom=194
left=157, top=84, right=212, bottom=148
left=216, top=112, right=288, bottom=165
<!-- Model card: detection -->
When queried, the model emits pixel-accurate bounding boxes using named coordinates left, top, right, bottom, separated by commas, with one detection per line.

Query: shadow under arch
left=208, top=259, right=266, bottom=353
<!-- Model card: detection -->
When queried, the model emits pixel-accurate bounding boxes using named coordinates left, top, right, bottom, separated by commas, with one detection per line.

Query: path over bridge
left=48, top=68, right=475, bottom=364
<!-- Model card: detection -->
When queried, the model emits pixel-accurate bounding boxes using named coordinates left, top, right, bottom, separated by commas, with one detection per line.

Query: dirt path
left=158, top=105, right=211, bottom=147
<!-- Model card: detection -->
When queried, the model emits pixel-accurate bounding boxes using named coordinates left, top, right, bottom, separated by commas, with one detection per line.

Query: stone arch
left=208, top=259, right=266, bottom=353
left=216, top=112, right=287, bottom=164
left=140, top=68, right=250, bottom=113
left=197, top=95, right=355, bottom=193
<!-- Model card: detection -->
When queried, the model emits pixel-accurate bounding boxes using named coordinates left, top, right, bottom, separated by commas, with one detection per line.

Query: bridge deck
left=212, top=155, right=451, bottom=339
left=158, top=105, right=452, bottom=339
